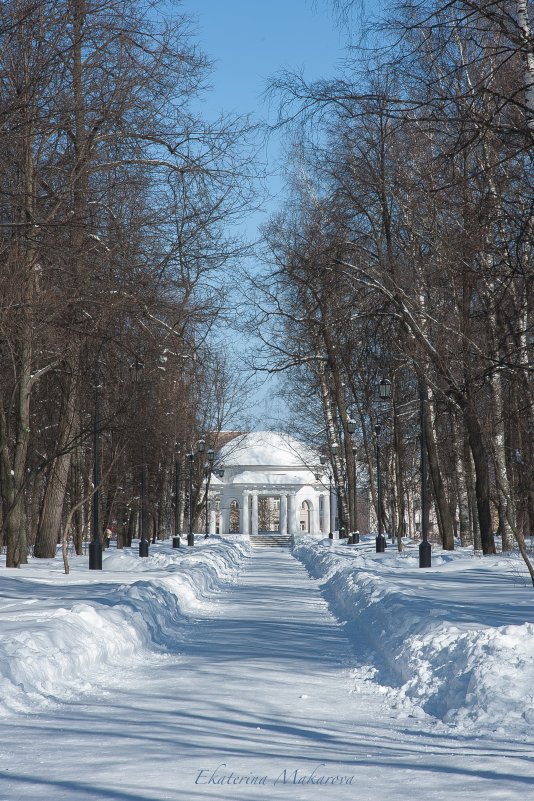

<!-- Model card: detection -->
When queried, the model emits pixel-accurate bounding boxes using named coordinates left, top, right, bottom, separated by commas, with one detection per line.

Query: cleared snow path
left=1, top=548, right=532, bottom=800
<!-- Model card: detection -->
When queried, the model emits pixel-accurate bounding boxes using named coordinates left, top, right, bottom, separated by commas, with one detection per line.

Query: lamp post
left=173, top=445, right=181, bottom=548
left=347, top=418, right=358, bottom=544
left=351, top=444, right=359, bottom=544
left=331, top=441, right=343, bottom=536
left=89, top=369, right=103, bottom=570
left=375, top=376, right=392, bottom=553
left=205, top=448, right=215, bottom=538
left=419, top=381, right=432, bottom=568
left=139, top=462, right=149, bottom=557
left=375, top=422, right=386, bottom=552
left=187, top=451, right=195, bottom=546
left=130, top=353, right=149, bottom=557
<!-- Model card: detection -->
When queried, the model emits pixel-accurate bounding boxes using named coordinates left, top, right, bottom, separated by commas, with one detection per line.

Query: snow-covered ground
left=293, top=537, right=534, bottom=737
left=0, top=535, right=533, bottom=800
left=0, top=538, right=249, bottom=717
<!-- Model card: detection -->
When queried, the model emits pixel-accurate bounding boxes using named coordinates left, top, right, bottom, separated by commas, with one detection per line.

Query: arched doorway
left=258, top=496, right=280, bottom=532
left=300, top=500, right=311, bottom=533
left=229, top=499, right=240, bottom=533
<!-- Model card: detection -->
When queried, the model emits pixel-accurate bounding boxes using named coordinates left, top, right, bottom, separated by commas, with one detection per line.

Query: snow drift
left=0, top=538, right=250, bottom=716
left=293, top=537, right=534, bottom=736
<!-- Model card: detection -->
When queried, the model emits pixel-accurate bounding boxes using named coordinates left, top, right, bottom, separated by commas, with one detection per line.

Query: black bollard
left=376, top=533, right=386, bottom=552
left=419, top=540, right=431, bottom=568
left=139, top=538, right=149, bottom=557
left=89, top=539, right=102, bottom=570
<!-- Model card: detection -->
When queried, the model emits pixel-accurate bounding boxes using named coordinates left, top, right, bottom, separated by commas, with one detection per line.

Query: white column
left=312, top=500, right=320, bottom=534
left=321, top=493, right=330, bottom=534
left=209, top=504, right=216, bottom=536
left=287, top=493, right=296, bottom=536
left=251, top=491, right=259, bottom=536
left=241, top=491, right=250, bottom=536
left=220, top=504, right=230, bottom=536
left=279, top=494, right=288, bottom=535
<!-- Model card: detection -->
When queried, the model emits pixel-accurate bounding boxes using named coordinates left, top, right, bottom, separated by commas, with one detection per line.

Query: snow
left=217, top=431, right=319, bottom=468
left=226, top=469, right=315, bottom=486
left=0, top=539, right=248, bottom=717
left=293, top=538, right=534, bottom=736
left=0, top=535, right=533, bottom=800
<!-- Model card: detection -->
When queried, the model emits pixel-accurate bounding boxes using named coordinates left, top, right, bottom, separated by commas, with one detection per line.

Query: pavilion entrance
left=212, top=431, right=332, bottom=539
left=257, top=496, right=280, bottom=534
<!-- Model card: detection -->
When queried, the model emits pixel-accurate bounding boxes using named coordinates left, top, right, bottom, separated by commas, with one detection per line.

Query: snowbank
left=293, top=537, right=534, bottom=737
left=2, top=533, right=533, bottom=742
left=0, top=538, right=250, bottom=716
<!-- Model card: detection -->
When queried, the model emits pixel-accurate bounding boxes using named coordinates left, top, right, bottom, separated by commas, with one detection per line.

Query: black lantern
left=378, top=378, right=392, bottom=400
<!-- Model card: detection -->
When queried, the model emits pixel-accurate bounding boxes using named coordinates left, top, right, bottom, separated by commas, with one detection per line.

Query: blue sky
left=179, top=0, right=347, bottom=120
left=176, top=1, right=351, bottom=427
left=179, top=0, right=349, bottom=223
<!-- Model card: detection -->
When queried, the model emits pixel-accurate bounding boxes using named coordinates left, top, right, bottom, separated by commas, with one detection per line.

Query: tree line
left=0, top=0, right=253, bottom=567
left=251, top=1, right=533, bottom=576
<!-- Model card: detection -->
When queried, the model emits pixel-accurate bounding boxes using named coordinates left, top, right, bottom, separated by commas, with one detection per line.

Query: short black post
left=139, top=538, right=149, bottom=557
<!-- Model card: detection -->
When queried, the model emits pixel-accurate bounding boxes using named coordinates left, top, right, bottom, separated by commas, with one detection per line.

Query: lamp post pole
left=347, top=418, right=358, bottom=544
left=419, top=381, right=432, bottom=568
left=188, top=451, right=195, bottom=546
left=89, top=371, right=102, bottom=570
left=139, top=462, right=149, bottom=557
left=173, top=445, right=181, bottom=548
left=375, top=377, right=391, bottom=552
left=205, top=448, right=214, bottom=538
left=375, top=422, right=386, bottom=552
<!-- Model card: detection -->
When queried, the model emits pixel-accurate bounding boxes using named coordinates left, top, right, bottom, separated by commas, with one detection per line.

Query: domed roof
left=217, top=431, right=318, bottom=469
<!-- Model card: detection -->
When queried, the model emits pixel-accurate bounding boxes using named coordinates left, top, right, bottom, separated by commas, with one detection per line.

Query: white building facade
left=211, top=431, right=333, bottom=538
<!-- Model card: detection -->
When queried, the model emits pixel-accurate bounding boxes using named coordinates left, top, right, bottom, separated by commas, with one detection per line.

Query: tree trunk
left=464, top=402, right=496, bottom=554
left=424, top=385, right=455, bottom=549
left=34, top=368, right=79, bottom=558
left=490, top=369, right=515, bottom=551
left=71, top=445, right=86, bottom=555
left=5, top=326, right=33, bottom=567
left=452, top=413, right=471, bottom=546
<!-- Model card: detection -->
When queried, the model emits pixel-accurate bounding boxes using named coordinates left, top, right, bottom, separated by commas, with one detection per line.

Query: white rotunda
left=211, top=431, right=332, bottom=539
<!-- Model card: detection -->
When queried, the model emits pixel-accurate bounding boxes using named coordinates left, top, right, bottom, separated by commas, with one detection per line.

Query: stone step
left=249, top=534, right=293, bottom=548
